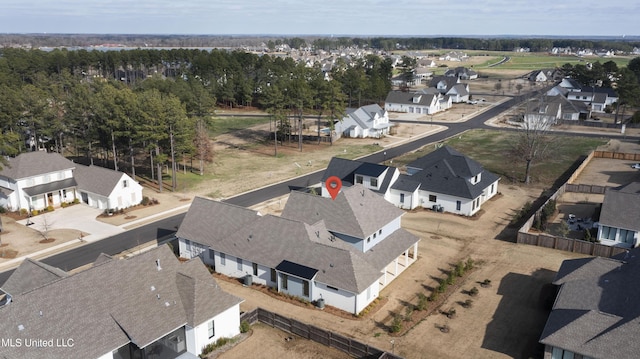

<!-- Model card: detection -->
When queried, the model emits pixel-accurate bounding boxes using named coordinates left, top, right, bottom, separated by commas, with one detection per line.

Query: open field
left=389, top=129, right=609, bottom=185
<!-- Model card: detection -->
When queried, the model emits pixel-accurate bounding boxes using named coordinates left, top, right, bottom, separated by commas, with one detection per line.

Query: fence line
left=516, top=150, right=635, bottom=258
left=239, top=307, right=402, bottom=359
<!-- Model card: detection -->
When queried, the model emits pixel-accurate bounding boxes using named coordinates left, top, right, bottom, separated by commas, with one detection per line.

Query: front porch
left=379, top=242, right=419, bottom=289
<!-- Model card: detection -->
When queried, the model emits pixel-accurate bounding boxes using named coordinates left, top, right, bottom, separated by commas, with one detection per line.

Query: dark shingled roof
left=384, top=90, right=437, bottom=107
left=539, top=249, right=640, bottom=359
left=599, top=182, right=640, bottom=232
left=405, top=146, right=500, bottom=199
left=0, top=258, right=68, bottom=296
left=322, top=157, right=397, bottom=195
left=276, top=260, right=318, bottom=280
left=74, top=164, right=132, bottom=197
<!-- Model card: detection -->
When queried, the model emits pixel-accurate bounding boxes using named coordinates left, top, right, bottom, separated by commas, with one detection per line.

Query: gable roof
left=73, top=164, right=133, bottom=197
left=540, top=249, right=640, bottom=358
left=385, top=90, right=437, bottom=107
left=429, top=76, right=458, bottom=91
left=0, top=246, right=242, bottom=359
left=282, top=184, right=404, bottom=239
left=599, top=182, right=640, bottom=232
left=322, top=157, right=398, bottom=195
left=0, top=258, right=68, bottom=296
left=0, top=151, right=75, bottom=180
left=343, top=104, right=385, bottom=131
left=403, top=146, right=500, bottom=200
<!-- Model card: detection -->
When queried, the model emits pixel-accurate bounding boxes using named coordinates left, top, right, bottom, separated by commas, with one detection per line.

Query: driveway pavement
left=17, top=205, right=124, bottom=242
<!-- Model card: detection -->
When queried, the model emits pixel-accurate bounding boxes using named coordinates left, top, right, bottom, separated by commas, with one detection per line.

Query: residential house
left=74, top=165, right=144, bottom=212
left=0, top=151, right=142, bottom=212
left=539, top=248, right=640, bottom=359
left=596, top=182, right=640, bottom=247
left=444, top=67, right=478, bottom=80
left=389, top=146, right=500, bottom=216
left=335, top=104, right=391, bottom=139
left=0, top=245, right=243, bottom=359
left=320, top=157, right=399, bottom=201
left=529, top=70, right=549, bottom=82
left=429, top=76, right=460, bottom=94
left=566, top=86, right=618, bottom=113
left=523, top=97, right=563, bottom=129
left=384, top=89, right=450, bottom=115
left=446, top=83, right=470, bottom=103
left=176, top=186, right=420, bottom=315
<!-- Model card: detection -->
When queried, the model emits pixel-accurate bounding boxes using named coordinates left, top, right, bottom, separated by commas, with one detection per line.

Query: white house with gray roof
left=335, top=104, right=391, bottom=139
left=176, top=185, right=420, bottom=315
left=320, top=157, right=399, bottom=201
left=0, top=151, right=142, bottom=212
left=539, top=248, right=640, bottom=359
left=389, top=146, right=500, bottom=215
left=596, top=182, right=640, bottom=248
left=0, top=245, right=243, bottom=359
left=384, top=89, right=450, bottom=115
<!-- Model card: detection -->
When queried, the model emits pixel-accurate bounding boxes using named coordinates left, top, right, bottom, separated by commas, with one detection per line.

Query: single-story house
left=335, top=104, right=391, bottom=139
left=389, top=146, right=500, bottom=215
left=0, top=151, right=142, bottom=212
left=0, top=245, right=243, bottom=359
left=176, top=185, right=420, bottom=315
left=539, top=248, right=640, bottom=359
left=444, top=67, right=478, bottom=80
left=596, top=182, right=640, bottom=247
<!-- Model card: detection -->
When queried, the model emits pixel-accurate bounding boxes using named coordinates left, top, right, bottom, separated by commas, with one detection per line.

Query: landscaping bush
left=20, top=208, right=28, bottom=216
left=239, top=320, right=250, bottom=333
left=46, top=205, right=54, bottom=212
left=446, top=272, right=455, bottom=285
left=390, top=314, right=403, bottom=333
left=427, top=291, right=439, bottom=302
left=416, top=293, right=429, bottom=310
left=141, top=196, right=150, bottom=206
left=464, top=257, right=474, bottom=271
left=31, top=209, right=39, bottom=216
left=436, top=281, right=447, bottom=293
left=454, top=261, right=465, bottom=277
left=72, top=198, right=80, bottom=204
left=404, top=305, right=415, bottom=321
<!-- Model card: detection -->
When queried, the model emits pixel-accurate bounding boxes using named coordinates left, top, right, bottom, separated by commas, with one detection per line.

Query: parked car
left=631, top=163, right=640, bottom=169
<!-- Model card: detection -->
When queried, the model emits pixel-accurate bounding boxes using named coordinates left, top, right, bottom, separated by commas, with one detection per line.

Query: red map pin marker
left=325, top=176, right=342, bottom=200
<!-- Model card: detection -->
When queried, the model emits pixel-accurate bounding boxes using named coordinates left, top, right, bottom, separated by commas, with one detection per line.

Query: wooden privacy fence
left=516, top=150, right=636, bottom=258
left=240, top=308, right=403, bottom=359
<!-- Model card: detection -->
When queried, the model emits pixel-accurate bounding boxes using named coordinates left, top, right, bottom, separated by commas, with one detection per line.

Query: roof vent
left=151, top=286, right=156, bottom=292
left=165, top=302, right=170, bottom=307
left=329, top=263, right=334, bottom=268
left=315, top=231, right=320, bottom=238
left=156, top=294, right=161, bottom=300
left=156, top=259, right=161, bottom=271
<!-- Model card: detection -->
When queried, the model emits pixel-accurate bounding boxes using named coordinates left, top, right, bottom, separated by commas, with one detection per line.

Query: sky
left=1, top=0, right=638, bottom=37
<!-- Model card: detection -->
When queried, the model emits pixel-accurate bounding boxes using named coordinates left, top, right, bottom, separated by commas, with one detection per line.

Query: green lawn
left=391, top=129, right=608, bottom=186
left=209, top=116, right=272, bottom=137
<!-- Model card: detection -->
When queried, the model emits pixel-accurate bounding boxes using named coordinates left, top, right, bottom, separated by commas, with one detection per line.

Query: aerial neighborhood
left=0, top=33, right=639, bottom=359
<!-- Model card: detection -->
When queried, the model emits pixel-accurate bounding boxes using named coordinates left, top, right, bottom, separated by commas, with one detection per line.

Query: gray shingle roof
left=0, top=245, right=241, bottom=359
left=599, top=182, right=640, bottom=232
left=0, top=258, right=68, bottom=296
left=322, top=157, right=398, bottom=195
left=344, top=104, right=385, bottom=130
left=282, top=184, right=404, bottom=239
left=0, top=152, right=75, bottom=180
left=177, top=189, right=419, bottom=294
left=405, top=146, right=500, bottom=199
left=74, top=164, right=129, bottom=197
left=539, top=249, right=640, bottom=358
left=385, top=90, right=437, bottom=107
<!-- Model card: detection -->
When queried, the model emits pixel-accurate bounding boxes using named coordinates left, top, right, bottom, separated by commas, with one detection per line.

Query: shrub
left=31, top=209, right=39, bottom=216
left=390, top=314, right=403, bottom=333
left=0, top=206, right=5, bottom=214
left=469, top=287, right=479, bottom=296
left=141, top=196, right=150, bottom=206
left=404, top=305, right=415, bottom=321
left=454, top=261, right=465, bottom=277
left=20, top=208, right=28, bottom=216
left=464, top=257, right=474, bottom=271
left=427, top=291, right=439, bottom=302
left=239, top=320, right=250, bottom=333
left=436, top=281, right=447, bottom=293
left=416, top=293, right=429, bottom=310
left=72, top=198, right=80, bottom=204
left=60, top=202, right=68, bottom=208
left=46, top=205, right=54, bottom=212
left=446, top=272, right=456, bottom=285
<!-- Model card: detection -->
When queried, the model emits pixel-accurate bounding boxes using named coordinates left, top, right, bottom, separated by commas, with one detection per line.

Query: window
left=490, top=184, right=495, bottom=194
left=122, top=180, right=128, bottom=188
left=282, top=274, right=288, bottom=290
left=252, top=262, right=258, bottom=276
left=619, top=229, right=635, bottom=244
left=303, top=280, right=309, bottom=297
left=551, top=347, right=575, bottom=359
left=209, top=249, right=215, bottom=260
left=456, top=201, right=461, bottom=211
left=236, top=258, right=242, bottom=271
left=379, top=229, right=382, bottom=235
left=271, top=269, right=277, bottom=282
left=367, top=237, right=370, bottom=243
left=400, top=193, right=405, bottom=203
left=373, top=233, right=377, bottom=239
left=428, top=195, right=437, bottom=202
left=355, top=175, right=363, bottom=184
left=220, top=253, right=226, bottom=265
left=370, top=178, right=378, bottom=187
left=208, top=320, right=215, bottom=339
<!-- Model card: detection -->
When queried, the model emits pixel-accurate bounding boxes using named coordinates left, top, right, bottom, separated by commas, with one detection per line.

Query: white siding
left=189, top=304, right=241, bottom=356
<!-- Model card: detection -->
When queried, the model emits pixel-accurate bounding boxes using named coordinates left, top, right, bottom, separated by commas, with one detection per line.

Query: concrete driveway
left=17, top=205, right=124, bottom=242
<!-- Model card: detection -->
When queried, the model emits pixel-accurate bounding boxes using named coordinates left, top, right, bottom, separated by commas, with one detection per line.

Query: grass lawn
left=390, top=129, right=608, bottom=187
left=209, top=116, right=272, bottom=137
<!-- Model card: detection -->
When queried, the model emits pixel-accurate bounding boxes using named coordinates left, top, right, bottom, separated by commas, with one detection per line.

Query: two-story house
left=384, top=89, right=449, bottom=115
left=176, top=185, right=420, bottom=315
left=335, top=104, right=391, bottom=139
left=320, top=157, right=399, bottom=201
left=0, top=151, right=142, bottom=212
left=0, top=245, right=243, bottom=359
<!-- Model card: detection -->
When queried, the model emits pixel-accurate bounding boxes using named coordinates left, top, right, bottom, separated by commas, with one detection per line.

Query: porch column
left=413, top=242, right=418, bottom=261
left=394, top=258, right=398, bottom=275
left=404, top=251, right=409, bottom=267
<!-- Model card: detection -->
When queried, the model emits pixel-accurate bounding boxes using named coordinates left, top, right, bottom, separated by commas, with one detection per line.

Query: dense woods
left=0, top=47, right=392, bottom=187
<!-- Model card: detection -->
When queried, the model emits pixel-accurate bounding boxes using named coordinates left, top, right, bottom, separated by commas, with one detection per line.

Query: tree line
left=0, top=48, right=393, bottom=189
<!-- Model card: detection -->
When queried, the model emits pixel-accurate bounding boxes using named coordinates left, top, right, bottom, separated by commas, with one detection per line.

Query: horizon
left=2, top=1, right=638, bottom=38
